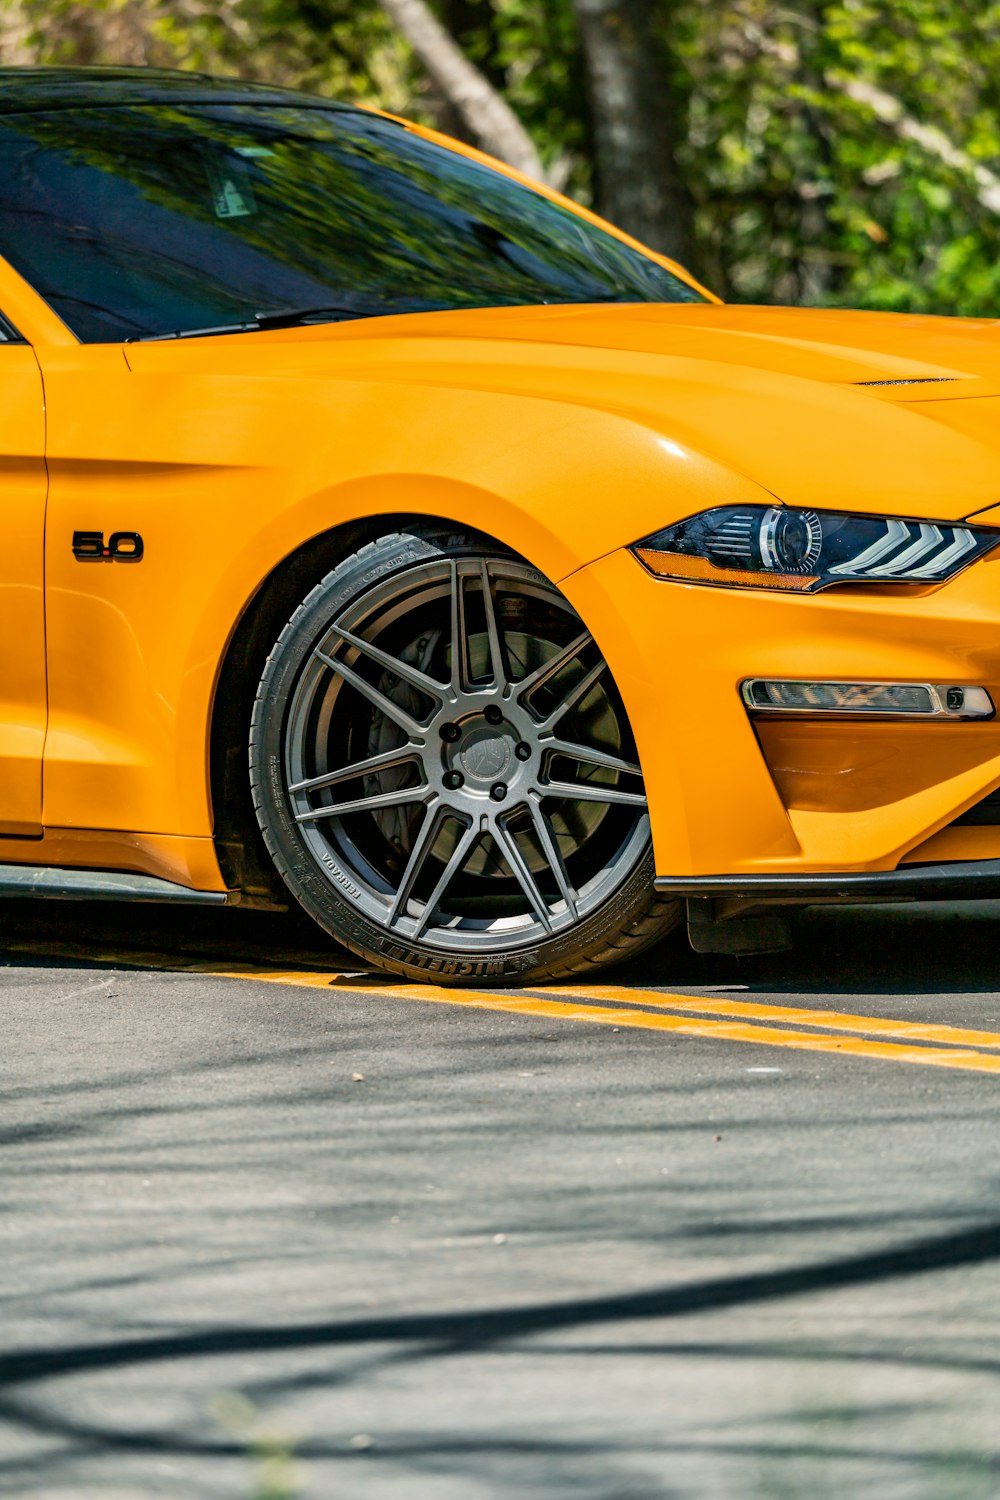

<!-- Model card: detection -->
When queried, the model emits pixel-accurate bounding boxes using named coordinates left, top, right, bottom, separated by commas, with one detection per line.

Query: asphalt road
left=3, top=897, right=1000, bottom=1500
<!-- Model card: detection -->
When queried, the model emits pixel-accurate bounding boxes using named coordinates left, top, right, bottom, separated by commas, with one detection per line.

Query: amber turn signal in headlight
left=741, top=680, right=995, bottom=718
left=632, top=506, right=1000, bottom=592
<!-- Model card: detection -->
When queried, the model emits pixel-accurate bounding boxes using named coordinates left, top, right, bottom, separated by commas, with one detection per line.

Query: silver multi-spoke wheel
left=251, top=532, right=680, bottom=983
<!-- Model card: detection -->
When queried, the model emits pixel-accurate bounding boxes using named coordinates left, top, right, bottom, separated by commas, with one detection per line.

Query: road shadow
left=626, top=901, right=1000, bottom=998
left=4, top=1215, right=999, bottom=1389
left=4, top=896, right=1000, bottom=1496
left=0, top=896, right=352, bottom=973
left=3, top=894, right=1000, bottom=997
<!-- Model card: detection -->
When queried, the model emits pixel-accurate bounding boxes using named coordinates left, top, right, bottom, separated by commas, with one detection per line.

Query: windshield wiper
left=128, top=306, right=370, bottom=342
left=129, top=319, right=259, bottom=343
left=254, top=304, right=370, bottom=329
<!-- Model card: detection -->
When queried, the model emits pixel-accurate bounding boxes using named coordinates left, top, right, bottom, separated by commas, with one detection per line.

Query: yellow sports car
left=4, top=65, right=1000, bottom=983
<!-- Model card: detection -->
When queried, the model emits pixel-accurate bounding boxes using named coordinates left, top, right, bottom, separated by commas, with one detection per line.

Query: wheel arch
left=208, top=512, right=531, bottom=904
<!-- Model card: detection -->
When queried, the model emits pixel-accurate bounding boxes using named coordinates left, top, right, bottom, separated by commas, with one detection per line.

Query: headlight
left=631, top=506, right=1000, bottom=592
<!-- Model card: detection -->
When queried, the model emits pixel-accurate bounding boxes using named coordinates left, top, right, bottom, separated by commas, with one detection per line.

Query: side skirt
left=0, top=863, right=229, bottom=904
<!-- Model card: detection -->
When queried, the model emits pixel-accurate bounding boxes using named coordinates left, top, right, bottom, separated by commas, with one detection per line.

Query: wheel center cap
left=458, top=727, right=513, bottom=784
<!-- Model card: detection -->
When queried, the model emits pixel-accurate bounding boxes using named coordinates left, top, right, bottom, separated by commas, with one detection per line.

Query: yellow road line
left=541, top=983, right=1000, bottom=1051
left=209, top=969, right=1000, bottom=1075
left=10, top=933, right=1000, bottom=1075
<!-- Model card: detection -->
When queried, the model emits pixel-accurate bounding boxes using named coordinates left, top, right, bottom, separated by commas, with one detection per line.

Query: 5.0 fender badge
left=72, top=530, right=144, bottom=562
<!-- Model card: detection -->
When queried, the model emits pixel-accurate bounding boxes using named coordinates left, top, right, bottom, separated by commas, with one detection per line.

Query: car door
left=0, top=312, right=47, bottom=836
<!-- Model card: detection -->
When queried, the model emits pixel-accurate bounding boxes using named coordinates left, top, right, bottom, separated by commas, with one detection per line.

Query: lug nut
left=490, top=782, right=507, bottom=801
left=484, top=705, right=503, bottom=725
left=440, top=722, right=461, bottom=742
left=514, top=742, right=531, bottom=761
left=443, top=770, right=464, bottom=790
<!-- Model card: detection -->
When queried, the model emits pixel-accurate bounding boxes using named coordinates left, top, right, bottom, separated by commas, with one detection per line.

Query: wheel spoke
left=479, top=560, right=509, bottom=692
left=332, top=622, right=448, bottom=707
left=449, top=559, right=473, bottom=694
left=537, top=779, right=647, bottom=807
left=535, top=656, right=608, bottom=732
left=514, top=629, right=589, bottom=703
left=387, top=805, right=451, bottom=928
left=493, top=817, right=553, bottom=933
left=526, top=797, right=578, bottom=921
left=288, top=744, right=423, bottom=796
left=540, top=737, right=642, bottom=777
left=411, top=818, right=481, bottom=938
left=315, top=649, right=426, bottom=739
left=295, top=785, right=432, bottom=824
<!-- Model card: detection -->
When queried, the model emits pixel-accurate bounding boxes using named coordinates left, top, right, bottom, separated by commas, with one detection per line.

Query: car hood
left=125, top=302, right=1000, bottom=525
left=335, top=301, right=1000, bottom=394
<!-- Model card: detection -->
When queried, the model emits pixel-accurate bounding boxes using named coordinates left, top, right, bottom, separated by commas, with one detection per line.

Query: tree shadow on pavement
left=4, top=894, right=1000, bottom=998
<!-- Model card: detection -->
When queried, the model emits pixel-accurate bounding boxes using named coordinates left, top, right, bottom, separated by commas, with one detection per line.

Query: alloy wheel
left=281, top=554, right=651, bottom=952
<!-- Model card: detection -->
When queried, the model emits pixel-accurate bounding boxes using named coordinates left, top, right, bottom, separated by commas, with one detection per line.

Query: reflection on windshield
left=0, top=102, right=703, bottom=342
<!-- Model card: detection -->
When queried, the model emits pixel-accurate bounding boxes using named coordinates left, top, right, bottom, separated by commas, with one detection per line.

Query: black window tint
left=0, top=104, right=702, bottom=342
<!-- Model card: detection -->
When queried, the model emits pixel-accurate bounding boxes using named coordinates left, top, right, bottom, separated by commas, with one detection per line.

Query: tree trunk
left=0, top=3, right=35, bottom=65
left=376, top=0, right=547, bottom=184
left=570, top=0, right=697, bottom=269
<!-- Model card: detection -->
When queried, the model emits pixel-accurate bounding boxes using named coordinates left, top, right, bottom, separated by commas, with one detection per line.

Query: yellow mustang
left=3, top=65, right=1000, bottom=983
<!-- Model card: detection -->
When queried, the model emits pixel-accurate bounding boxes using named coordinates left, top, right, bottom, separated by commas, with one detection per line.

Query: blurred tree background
left=1, top=0, right=999, bottom=312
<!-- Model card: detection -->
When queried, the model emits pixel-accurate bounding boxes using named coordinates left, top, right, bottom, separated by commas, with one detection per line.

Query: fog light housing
left=741, top=680, right=994, bottom=718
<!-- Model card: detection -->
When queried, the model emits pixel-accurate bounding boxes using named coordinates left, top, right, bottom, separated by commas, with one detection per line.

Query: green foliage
left=680, top=0, right=1000, bottom=311
left=211, top=1391, right=301, bottom=1499
left=3, top=0, right=1000, bottom=312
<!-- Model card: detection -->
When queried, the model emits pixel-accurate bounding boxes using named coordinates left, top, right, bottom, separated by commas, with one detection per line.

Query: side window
left=0, top=308, right=23, bottom=342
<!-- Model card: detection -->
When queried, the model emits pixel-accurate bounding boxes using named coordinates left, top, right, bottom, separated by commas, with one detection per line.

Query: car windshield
left=0, top=102, right=704, bottom=342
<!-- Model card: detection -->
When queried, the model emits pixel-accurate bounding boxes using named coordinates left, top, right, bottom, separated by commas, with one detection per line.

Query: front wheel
left=249, top=530, right=681, bottom=984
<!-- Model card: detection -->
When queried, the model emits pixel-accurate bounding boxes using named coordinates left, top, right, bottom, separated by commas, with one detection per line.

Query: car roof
left=0, top=65, right=357, bottom=115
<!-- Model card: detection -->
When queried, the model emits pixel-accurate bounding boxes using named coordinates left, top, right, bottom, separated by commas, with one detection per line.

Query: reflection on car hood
left=322, top=301, right=1000, bottom=396
left=124, top=301, right=1000, bottom=523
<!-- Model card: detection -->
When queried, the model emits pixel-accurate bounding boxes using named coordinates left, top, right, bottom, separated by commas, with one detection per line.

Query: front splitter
left=656, top=858, right=1000, bottom=903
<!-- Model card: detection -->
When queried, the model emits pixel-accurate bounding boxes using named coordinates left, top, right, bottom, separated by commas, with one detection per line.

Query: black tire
left=249, top=529, right=681, bottom=985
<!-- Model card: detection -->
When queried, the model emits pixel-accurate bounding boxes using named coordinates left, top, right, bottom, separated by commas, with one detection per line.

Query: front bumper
left=563, top=543, right=1000, bottom=878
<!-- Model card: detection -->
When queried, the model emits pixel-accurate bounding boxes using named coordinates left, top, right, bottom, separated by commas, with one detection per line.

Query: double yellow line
left=11, top=926, right=998, bottom=1073
left=211, top=967, right=1000, bottom=1075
